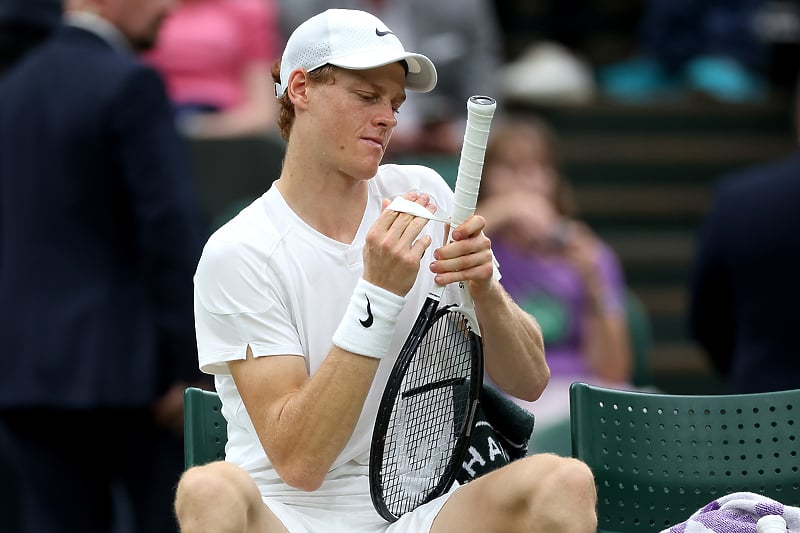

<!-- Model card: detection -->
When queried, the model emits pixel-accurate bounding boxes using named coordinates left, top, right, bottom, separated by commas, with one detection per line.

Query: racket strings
left=381, top=311, right=475, bottom=516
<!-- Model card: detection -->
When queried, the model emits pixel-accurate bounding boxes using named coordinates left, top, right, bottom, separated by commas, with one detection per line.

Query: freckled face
left=307, top=63, right=407, bottom=181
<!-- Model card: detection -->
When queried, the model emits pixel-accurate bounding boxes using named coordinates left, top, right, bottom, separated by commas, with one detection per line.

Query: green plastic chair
left=528, top=289, right=654, bottom=458
left=183, top=387, right=227, bottom=469
left=625, top=290, right=653, bottom=389
left=569, top=382, right=800, bottom=532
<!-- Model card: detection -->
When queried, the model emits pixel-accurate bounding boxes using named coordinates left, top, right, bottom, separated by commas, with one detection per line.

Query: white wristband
left=332, top=278, right=406, bottom=359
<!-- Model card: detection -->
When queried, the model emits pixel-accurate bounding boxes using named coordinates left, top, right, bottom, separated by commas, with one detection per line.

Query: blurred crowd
left=6, top=1, right=800, bottom=148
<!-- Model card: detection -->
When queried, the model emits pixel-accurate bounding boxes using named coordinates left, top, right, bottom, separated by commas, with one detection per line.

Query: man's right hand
left=362, top=190, right=436, bottom=297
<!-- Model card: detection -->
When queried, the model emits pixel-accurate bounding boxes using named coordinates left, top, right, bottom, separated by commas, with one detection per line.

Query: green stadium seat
left=569, top=382, right=800, bottom=532
left=183, top=387, right=227, bottom=469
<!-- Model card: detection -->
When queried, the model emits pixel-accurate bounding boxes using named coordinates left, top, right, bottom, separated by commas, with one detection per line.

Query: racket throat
left=427, top=283, right=446, bottom=302
left=402, top=377, right=467, bottom=399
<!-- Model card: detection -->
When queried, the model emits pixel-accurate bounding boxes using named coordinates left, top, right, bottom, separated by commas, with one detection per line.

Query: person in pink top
left=144, top=0, right=281, bottom=138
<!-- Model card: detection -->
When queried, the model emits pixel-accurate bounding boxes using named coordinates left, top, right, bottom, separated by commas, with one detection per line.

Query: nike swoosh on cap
left=375, top=28, right=394, bottom=37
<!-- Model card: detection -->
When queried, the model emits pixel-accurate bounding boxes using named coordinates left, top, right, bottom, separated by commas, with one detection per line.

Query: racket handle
left=451, top=95, right=497, bottom=226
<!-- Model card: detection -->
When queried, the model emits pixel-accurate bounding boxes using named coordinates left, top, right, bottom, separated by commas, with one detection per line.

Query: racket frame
left=370, top=301, right=483, bottom=522
left=369, top=95, right=496, bottom=522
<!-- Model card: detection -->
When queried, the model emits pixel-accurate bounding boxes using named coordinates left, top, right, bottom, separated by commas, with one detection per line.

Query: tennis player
left=175, top=8, right=597, bottom=533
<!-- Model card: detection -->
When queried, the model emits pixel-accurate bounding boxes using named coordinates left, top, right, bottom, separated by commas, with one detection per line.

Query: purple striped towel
left=662, top=492, right=800, bottom=533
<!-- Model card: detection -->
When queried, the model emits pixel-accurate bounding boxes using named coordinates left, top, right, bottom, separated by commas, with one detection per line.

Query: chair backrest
left=184, top=387, right=228, bottom=469
left=569, top=382, right=800, bottom=533
left=624, top=290, right=653, bottom=389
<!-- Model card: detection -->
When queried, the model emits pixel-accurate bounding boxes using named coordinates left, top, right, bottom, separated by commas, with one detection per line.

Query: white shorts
left=264, top=483, right=460, bottom=533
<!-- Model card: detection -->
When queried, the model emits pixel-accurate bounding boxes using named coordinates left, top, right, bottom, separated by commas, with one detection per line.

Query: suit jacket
left=0, top=24, right=207, bottom=407
left=0, top=0, right=62, bottom=27
left=688, top=150, right=800, bottom=393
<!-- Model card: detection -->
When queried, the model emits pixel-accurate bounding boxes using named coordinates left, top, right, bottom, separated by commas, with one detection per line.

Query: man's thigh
left=252, top=501, right=290, bottom=533
left=431, top=454, right=571, bottom=533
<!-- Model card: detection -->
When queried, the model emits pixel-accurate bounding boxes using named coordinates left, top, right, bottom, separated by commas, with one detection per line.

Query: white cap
left=275, top=9, right=437, bottom=98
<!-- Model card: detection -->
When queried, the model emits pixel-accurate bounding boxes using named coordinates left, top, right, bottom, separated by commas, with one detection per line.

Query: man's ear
left=287, top=69, right=310, bottom=109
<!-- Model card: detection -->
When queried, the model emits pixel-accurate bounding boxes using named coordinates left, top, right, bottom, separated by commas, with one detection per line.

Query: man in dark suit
left=0, top=0, right=208, bottom=531
left=0, top=0, right=63, bottom=77
left=688, top=140, right=800, bottom=394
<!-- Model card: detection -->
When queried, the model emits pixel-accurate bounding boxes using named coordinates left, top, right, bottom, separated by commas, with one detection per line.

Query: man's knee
left=541, top=455, right=596, bottom=500
left=175, top=461, right=257, bottom=518
left=531, top=455, right=597, bottom=530
left=512, top=455, right=591, bottom=490
left=506, top=455, right=596, bottom=525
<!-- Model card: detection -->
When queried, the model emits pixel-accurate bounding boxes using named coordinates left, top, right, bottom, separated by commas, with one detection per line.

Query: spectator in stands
left=277, top=0, right=503, bottom=155
left=492, top=0, right=600, bottom=106
left=0, top=0, right=62, bottom=77
left=0, top=0, right=208, bottom=531
left=477, top=117, right=633, bottom=431
left=688, top=91, right=800, bottom=393
left=599, top=0, right=770, bottom=104
left=143, top=0, right=281, bottom=138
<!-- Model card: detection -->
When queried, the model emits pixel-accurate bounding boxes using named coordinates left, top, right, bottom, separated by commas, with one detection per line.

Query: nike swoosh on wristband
left=360, top=295, right=374, bottom=328
left=375, top=28, right=394, bottom=37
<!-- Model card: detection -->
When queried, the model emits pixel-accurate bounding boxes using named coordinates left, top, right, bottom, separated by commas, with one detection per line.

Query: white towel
left=662, top=492, right=800, bottom=533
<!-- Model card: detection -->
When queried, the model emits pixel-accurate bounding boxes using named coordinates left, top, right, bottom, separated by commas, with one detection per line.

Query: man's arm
left=229, top=346, right=380, bottom=491
left=430, top=215, right=549, bottom=402
left=474, top=280, right=549, bottom=401
left=229, top=193, right=436, bottom=492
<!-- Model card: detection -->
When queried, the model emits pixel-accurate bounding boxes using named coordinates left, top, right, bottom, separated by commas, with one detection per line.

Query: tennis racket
left=369, top=95, right=497, bottom=522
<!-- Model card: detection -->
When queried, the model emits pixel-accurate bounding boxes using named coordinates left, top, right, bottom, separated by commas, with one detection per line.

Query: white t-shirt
left=193, top=164, right=463, bottom=504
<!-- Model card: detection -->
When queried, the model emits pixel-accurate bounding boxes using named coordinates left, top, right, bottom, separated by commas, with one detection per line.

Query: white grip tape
left=452, top=96, right=497, bottom=226
left=332, top=278, right=406, bottom=360
left=385, top=197, right=451, bottom=224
